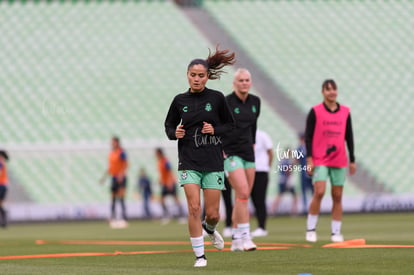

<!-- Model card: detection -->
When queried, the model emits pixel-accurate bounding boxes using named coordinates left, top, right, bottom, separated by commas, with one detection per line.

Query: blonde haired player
left=223, top=68, right=260, bottom=251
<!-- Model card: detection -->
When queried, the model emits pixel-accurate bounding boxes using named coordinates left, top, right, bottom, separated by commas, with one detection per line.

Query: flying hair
left=187, top=45, right=236, bottom=80
left=206, top=45, right=236, bottom=80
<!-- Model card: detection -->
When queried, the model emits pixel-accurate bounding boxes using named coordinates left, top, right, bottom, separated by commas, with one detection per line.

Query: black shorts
left=111, top=177, right=127, bottom=193
left=0, top=185, right=7, bottom=200
left=161, top=184, right=177, bottom=197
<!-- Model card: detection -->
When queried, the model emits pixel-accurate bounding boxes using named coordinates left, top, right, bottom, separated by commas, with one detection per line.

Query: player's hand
left=306, top=157, right=314, bottom=176
left=349, top=162, right=356, bottom=175
left=176, top=125, right=186, bottom=139
left=201, top=121, right=214, bottom=135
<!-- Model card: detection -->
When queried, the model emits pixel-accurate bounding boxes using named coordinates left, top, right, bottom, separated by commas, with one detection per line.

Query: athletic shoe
left=202, top=222, right=224, bottom=250
left=331, top=234, right=344, bottom=243
left=231, top=238, right=244, bottom=252
left=306, top=230, right=317, bottom=242
left=194, top=255, right=207, bottom=267
left=242, top=238, right=257, bottom=251
left=161, top=218, right=171, bottom=225
left=251, top=228, right=268, bottom=238
left=222, top=227, right=232, bottom=238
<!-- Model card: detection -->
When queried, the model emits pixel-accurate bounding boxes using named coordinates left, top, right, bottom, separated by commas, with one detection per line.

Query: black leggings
left=251, top=172, right=269, bottom=230
left=221, top=177, right=233, bottom=228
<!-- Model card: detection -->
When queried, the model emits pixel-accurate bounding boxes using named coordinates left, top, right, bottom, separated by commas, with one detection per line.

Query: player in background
left=305, top=79, right=356, bottom=243
left=223, top=68, right=260, bottom=251
left=0, top=150, right=9, bottom=228
left=100, top=136, right=128, bottom=225
left=271, top=147, right=298, bottom=216
left=164, top=46, right=235, bottom=267
left=155, top=147, right=185, bottom=223
left=137, top=167, right=153, bottom=219
left=250, top=129, right=273, bottom=237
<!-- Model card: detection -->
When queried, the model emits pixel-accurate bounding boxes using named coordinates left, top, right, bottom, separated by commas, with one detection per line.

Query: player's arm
left=267, top=148, right=274, bottom=168
left=345, top=113, right=356, bottom=175
left=100, top=169, right=109, bottom=184
left=213, top=94, right=235, bottom=136
left=305, top=108, right=316, bottom=175
left=252, top=98, right=261, bottom=144
left=165, top=97, right=182, bottom=140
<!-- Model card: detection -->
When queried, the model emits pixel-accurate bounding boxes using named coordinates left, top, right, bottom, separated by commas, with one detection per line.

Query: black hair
left=322, top=79, right=337, bottom=91
left=187, top=45, right=236, bottom=80
left=0, top=150, right=9, bottom=161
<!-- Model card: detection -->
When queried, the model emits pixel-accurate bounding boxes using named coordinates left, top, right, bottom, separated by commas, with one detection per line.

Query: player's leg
left=306, top=166, right=328, bottom=242
left=160, top=186, right=169, bottom=219
left=290, top=187, right=299, bottom=216
left=227, top=168, right=249, bottom=247
left=201, top=171, right=225, bottom=250
left=183, top=182, right=206, bottom=267
left=117, top=187, right=127, bottom=221
left=251, top=172, right=268, bottom=237
left=179, top=170, right=206, bottom=267
left=330, top=167, right=346, bottom=242
left=172, top=184, right=184, bottom=217
left=271, top=183, right=285, bottom=214
left=110, top=178, right=118, bottom=220
left=221, top=177, right=233, bottom=237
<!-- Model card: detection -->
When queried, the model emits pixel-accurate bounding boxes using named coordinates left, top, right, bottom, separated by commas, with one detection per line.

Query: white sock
left=331, top=220, right=342, bottom=235
left=232, top=227, right=241, bottom=239
left=238, top=223, right=250, bottom=239
left=190, top=236, right=204, bottom=257
left=307, top=214, right=318, bottom=231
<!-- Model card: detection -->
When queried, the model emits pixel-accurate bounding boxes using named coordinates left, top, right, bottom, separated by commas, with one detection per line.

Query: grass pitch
left=0, top=212, right=413, bottom=274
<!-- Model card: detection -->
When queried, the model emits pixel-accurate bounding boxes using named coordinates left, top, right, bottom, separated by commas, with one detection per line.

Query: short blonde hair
left=233, top=68, right=251, bottom=80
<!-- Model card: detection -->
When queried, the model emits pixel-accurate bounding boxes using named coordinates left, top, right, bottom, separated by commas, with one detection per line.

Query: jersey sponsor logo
left=234, top=107, right=240, bottom=114
left=252, top=105, right=257, bottom=113
left=182, top=106, right=188, bottom=112
left=205, top=103, right=212, bottom=112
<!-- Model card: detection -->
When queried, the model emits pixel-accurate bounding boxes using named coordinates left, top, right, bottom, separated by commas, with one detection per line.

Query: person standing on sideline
left=271, top=147, right=298, bottom=215
left=137, top=167, right=152, bottom=219
left=100, top=136, right=128, bottom=224
left=250, top=129, right=273, bottom=237
left=223, top=68, right=260, bottom=251
left=305, top=79, right=356, bottom=243
left=164, top=46, right=235, bottom=267
left=221, top=177, right=233, bottom=237
left=155, top=147, right=184, bottom=223
left=0, top=150, right=9, bottom=228
left=297, top=133, right=313, bottom=214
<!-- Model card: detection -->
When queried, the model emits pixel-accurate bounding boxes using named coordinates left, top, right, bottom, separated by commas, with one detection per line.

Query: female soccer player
left=164, top=46, right=235, bottom=267
left=223, top=68, right=260, bottom=251
left=305, top=79, right=356, bottom=243
left=100, top=136, right=128, bottom=225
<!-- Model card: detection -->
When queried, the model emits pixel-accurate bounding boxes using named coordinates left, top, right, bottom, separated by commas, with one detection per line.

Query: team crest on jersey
left=234, top=107, right=240, bottom=114
left=181, top=170, right=188, bottom=180
left=183, top=106, right=188, bottom=112
left=205, top=103, right=212, bottom=112
left=252, top=105, right=257, bottom=113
